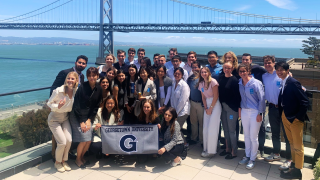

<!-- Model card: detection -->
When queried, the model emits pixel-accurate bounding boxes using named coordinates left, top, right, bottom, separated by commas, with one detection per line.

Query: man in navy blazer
left=50, top=55, right=87, bottom=96
left=276, top=62, right=309, bottom=179
left=113, top=49, right=129, bottom=74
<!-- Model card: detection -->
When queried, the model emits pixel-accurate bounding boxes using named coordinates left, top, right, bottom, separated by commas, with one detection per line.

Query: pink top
left=198, top=79, right=219, bottom=98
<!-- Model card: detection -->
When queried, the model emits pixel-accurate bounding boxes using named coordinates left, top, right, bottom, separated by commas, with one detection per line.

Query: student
left=218, top=62, right=241, bottom=159
left=170, top=67, right=190, bottom=131
left=262, top=56, right=292, bottom=171
left=154, top=65, right=172, bottom=113
left=165, top=48, right=185, bottom=70
left=134, top=48, right=146, bottom=70
left=113, top=49, right=129, bottom=73
left=237, top=64, right=265, bottom=170
left=183, top=51, right=197, bottom=77
left=99, top=76, right=111, bottom=101
left=125, top=48, right=137, bottom=65
left=135, top=67, right=157, bottom=103
left=140, top=57, right=156, bottom=80
left=113, top=69, right=127, bottom=122
left=47, top=72, right=78, bottom=172
left=242, top=53, right=267, bottom=157
left=158, top=55, right=167, bottom=67
left=187, top=61, right=204, bottom=145
left=167, top=55, right=188, bottom=82
left=206, top=51, right=222, bottom=81
left=221, top=51, right=240, bottom=79
left=106, top=67, right=116, bottom=90
left=276, top=62, right=309, bottom=179
left=98, top=54, right=116, bottom=78
left=151, top=53, right=160, bottom=70
left=197, top=67, right=222, bottom=158
left=158, top=107, right=185, bottom=166
left=70, top=67, right=103, bottom=168
left=124, top=64, right=139, bottom=124
left=91, top=95, right=122, bottom=159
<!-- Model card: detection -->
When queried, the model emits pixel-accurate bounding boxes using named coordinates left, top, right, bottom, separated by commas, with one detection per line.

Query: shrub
left=16, top=106, right=51, bottom=148
left=314, top=158, right=320, bottom=180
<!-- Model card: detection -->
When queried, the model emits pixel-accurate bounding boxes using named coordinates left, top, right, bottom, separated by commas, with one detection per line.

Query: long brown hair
left=161, top=107, right=178, bottom=137
left=196, top=67, right=212, bottom=89
left=101, top=95, right=120, bottom=123
left=138, top=99, right=158, bottom=124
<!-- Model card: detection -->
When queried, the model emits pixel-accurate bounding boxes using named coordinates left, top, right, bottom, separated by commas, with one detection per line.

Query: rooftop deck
left=5, top=143, right=314, bottom=180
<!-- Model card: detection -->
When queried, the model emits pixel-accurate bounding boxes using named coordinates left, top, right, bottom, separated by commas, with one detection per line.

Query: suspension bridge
left=1, top=0, right=320, bottom=64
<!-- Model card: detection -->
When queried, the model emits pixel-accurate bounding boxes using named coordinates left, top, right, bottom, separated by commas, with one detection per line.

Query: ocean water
left=0, top=45, right=308, bottom=109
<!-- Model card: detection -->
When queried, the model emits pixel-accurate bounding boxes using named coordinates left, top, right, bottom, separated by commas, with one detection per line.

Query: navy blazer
left=113, top=62, right=129, bottom=74
left=50, top=67, right=84, bottom=96
left=278, top=76, right=309, bottom=123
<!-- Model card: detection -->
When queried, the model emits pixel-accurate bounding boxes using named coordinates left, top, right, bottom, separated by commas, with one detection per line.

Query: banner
left=101, top=125, right=159, bottom=155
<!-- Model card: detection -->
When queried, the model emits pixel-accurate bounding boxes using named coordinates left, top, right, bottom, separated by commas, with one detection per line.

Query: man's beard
left=75, top=66, right=85, bottom=72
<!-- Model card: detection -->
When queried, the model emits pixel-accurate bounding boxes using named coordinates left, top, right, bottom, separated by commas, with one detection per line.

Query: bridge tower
left=96, top=0, right=113, bottom=65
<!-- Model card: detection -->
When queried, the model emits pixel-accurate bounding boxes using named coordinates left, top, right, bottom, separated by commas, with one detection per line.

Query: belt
left=269, top=103, right=278, bottom=108
left=190, top=100, right=202, bottom=103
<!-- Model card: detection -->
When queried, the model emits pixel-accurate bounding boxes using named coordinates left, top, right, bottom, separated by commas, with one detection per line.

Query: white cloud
left=235, top=5, right=252, bottom=11
left=164, top=36, right=180, bottom=39
left=192, top=37, right=205, bottom=40
left=265, top=0, right=297, bottom=10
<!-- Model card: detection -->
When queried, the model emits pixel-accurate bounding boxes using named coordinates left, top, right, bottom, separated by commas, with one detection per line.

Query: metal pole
left=98, top=0, right=104, bottom=60
left=109, top=0, right=114, bottom=55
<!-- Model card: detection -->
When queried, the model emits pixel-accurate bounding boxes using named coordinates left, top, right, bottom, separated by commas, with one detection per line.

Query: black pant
left=123, top=97, right=137, bottom=124
left=269, top=104, right=291, bottom=159
left=162, top=144, right=184, bottom=161
left=90, top=141, right=102, bottom=154
left=258, top=114, right=266, bottom=153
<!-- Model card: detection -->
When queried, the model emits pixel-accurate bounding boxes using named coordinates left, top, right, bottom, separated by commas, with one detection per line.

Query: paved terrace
left=5, top=143, right=314, bottom=180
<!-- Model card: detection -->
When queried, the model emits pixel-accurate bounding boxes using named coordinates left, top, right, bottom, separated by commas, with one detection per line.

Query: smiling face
left=172, top=58, right=181, bottom=69
left=66, top=73, right=77, bottom=89
left=158, top=57, right=166, bottom=66
left=225, top=53, right=234, bottom=64
left=75, top=58, right=87, bottom=72
left=238, top=67, right=249, bottom=79
left=105, top=55, right=114, bottom=67
left=223, top=63, right=233, bottom=76
left=208, top=54, right=218, bottom=66
left=143, top=102, right=152, bottom=115
left=117, top=53, right=125, bottom=64
left=264, top=59, right=275, bottom=73
left=174, top=69, right=183, bottom=81
left=153, top=56, right=159, bottom=66
left=117, top=72, right=126, bottom=83
left=105, top=99, right=115, bottom=112
left=138, top=51, right=145, bottom=61
left=100, top=78, right=109, bottom=90
left=140, top=59, right=146, bottom=68
left=191, top=63, right=200, bottom=75
left=107, top=70, right=115, bottom=80
left=87, top=73, right=98, bottom=84
left=187, top=54, right=196, bottom=66
left=242, top=55, right=252, bottom=66
left=128, top=67, right=136, bottom=77
left=140, top=69, right=149, bottom=81
left=276, top=66, right=289, bottom=80
left=128, top=51, right=135, bottom=59
left=200, top=68, right=209, bottom=80
left=164, top=110, right=173, bottom=122
left=157, top=67, right=165, bottom=79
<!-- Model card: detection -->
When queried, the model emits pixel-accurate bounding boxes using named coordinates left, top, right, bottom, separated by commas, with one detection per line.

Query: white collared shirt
left=281, top=75, right=290, bottom=94
left=183, top=63, right=193, bottom=77
left=170, top=79, right=190, bottom=117
left=133, top=59, right=140, bottom=70
left=167, top=68, right=188, bottom=82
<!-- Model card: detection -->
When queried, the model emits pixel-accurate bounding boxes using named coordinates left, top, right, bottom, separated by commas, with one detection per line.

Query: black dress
left=70, top=81, right=103, bottom=142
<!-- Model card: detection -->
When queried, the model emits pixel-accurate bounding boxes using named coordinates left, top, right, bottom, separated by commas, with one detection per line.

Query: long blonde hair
left=63, top=72, right=79, bottom=94
left=105, top=53, right=116, bottom=63
left=221, top=51, right=238, bottom=69
left=196, top=67, right=212, bottom=90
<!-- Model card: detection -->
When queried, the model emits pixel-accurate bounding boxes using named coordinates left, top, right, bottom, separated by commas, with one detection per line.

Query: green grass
left=0, top=152, right=12, bottom=158
left=0, top=133, right=14, bottom=148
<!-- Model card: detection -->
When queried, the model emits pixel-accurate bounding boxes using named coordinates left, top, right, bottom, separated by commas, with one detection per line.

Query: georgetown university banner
left=101, top=125, right=159, bottom=155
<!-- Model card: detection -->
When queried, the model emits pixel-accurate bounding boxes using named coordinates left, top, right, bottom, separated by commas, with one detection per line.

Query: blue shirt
left=239, top=77, right=266, bottom=114
left=262, top=70, right=282, bottom=105
left=206, top=64, right=222, bottom=81
left=187, top=74, right=202, bottom=103
left=165, top=61, right=185, bottom=70
left=124, top=57, right=137, bottom=65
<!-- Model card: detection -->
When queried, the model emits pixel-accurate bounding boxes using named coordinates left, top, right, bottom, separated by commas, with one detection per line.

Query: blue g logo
left=120, top=135, right=137, bottom=152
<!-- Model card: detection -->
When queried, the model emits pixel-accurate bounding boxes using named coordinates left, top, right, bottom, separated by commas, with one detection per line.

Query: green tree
left=301, top=37, right=320, bottom=59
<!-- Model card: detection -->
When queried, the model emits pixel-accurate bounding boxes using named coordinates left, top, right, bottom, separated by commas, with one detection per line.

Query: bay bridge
left=1, top=0, right=320, bottom=64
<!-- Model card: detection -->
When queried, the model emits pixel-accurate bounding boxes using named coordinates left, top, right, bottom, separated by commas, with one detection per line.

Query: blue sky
left=0, top=0, right=320, bottom=47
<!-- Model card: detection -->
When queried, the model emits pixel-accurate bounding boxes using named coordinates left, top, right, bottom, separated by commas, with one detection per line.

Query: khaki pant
left=282, top=112, right=304, bottom=169
left=190, top=100, right=204, bottom=143
left=48, top=112, right=72, bottom=163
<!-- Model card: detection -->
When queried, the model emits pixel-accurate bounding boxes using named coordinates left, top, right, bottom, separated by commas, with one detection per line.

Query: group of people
left=47, top=47, right=309, bottom=179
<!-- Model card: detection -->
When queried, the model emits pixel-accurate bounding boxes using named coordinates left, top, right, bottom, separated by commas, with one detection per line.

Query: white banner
left=101, top=125, right=159, bottom=155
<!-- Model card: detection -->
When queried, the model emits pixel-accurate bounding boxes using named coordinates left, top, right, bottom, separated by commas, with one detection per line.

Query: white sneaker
left=264, top=153, right=281, bottom=162
left=171, top=158, right=182, bottom=167
left=201, top=151, right=207, bottom=157
left=201, top=152, right=214, bottom=158
left=54, top=163, right=65, bottom=173
left=62, top=161, right=71, bottom=171
left=246, top=160, right=255, bottom=170
left=279, top=160, right=292, bottom=171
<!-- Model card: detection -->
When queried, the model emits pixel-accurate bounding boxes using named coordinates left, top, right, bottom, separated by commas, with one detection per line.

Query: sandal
left=219, top=150, right=231, bottom=156
left=74, top=161, right=86, bottom=169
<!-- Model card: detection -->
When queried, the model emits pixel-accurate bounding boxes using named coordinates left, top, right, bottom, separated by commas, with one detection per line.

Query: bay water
left=0, top=45, right=307, bottom=109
